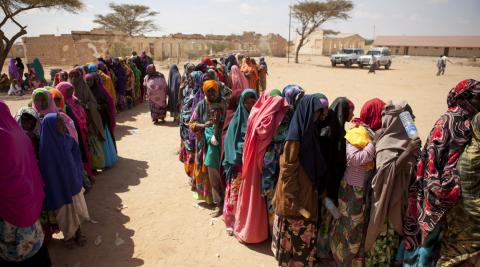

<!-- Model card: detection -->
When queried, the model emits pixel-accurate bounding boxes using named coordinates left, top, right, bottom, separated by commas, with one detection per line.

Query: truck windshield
left=367, top=51, right=381, bottom=56
left=341, top=49, right=354, bottom=54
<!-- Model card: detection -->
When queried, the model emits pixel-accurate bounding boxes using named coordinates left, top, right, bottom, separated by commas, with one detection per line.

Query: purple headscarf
left=112, top=59, right=126, bottom=96
left=8, top=58, right=21, bottom=81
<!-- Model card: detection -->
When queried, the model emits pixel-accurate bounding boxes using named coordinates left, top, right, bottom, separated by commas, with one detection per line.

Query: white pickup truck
left=358, top=47, right=393, bottom=69
left=330, top=48, right=364, bottom=68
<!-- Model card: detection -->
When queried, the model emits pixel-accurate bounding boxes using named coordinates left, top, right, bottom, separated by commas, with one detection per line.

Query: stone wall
left=20, top=29, right=287, bottom=66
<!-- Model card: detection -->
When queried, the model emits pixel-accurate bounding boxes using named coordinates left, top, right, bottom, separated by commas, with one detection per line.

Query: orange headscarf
left=48, top=88, right=66, bottom=112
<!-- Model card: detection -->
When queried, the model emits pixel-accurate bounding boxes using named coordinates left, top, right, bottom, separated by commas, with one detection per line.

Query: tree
left=292, top=0, right=353, bottom=63
left=93, top=3, right=159, bottom=36
left=0, top=0, right=83, bottom=71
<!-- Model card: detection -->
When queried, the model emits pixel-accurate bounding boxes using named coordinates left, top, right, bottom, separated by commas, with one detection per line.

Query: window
left=468, top=48, right=473, bottom=50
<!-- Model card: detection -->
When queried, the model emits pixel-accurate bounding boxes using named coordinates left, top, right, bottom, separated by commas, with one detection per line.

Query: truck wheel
left=359, top=64, right=364, bottom=69
left=345, top=60, right=352, bottom=68
left=331, top=62, right=336, bottom=67
left=385, top=61, right=391, bottom=70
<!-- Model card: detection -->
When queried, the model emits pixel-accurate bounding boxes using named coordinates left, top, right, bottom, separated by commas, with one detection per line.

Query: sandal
left=75, top=229, right=87, bottom=247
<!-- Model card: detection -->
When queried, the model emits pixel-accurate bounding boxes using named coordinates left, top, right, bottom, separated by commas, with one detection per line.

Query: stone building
left=295, top=30, right=366, bottom=56
left=374, top=36, right=480, bottom=58
left=20, top=28, right=287, bottom=66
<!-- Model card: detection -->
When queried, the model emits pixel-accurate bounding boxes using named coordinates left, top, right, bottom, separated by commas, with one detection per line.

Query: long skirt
left=191, top=137, right=212, bottom=204
left=8, top=83, right=22, bottom=96
left=331, top=180, right=366, bottom=267
left=102, top=127, right=118, bottom=168
left=223, top=166, right=242, bottom=230
left=179, top=142, right=195, bottom=181
left=365, top=221, right=400, bottom=267
left=272, top=215, right=318, bottom=267
left=0, top=243, right=52, bottom=267
left=55, top=189, right=90, bottom=240
left=149, top=101, right=166, bottom=121
left=262, top=142, right=283, bottom=230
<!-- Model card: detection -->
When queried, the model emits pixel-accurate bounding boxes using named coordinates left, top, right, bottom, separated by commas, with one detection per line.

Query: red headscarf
left=352, top=98, right=386, bottom=131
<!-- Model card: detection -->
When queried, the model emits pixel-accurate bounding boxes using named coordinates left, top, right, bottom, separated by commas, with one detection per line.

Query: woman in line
left=0, top=101, right=51, bottom=267
left=8, top=58, right=23, bottom=96
left=57, top=82, right=94, bottom=178
left=316, top=97, right=355, bottom=259
left=144, top=64, right=168, bottom=124
left=261, top=85, right=306, bottom=231
left=94, top=63, right=117, bottom=107
left=364, top=102, right=421, bottom=267
left=234, top=90, right=289, bottom=244
left=28, top=58, right=46, bottom=90
left=127, top=58, right=142, bottom=105
left=85, top=73, right=118, bottom=168
left=168, top=64, right=181, bottom=122
left=403, top=79, right=480, bottom=266
left=179, top=69, right=198, bottom=180
left=39, top=113, right=90, bottom=249
left=272, top=94, right=329, bottom=267
left=112, top=58, right=127, bottom=111
left=258, top=57, right=268, bottom=93
left=330, top=115, right=376, bottom=266
left=15, top=107, right=41, bottom=158
left=47, top=88, right=79, bottom=143
left=438, top=113, right=480, bottom=267
left=240, top=57, right=259, bottom=93
left=223, top=89, right=258, bottom=235
left=189, top=80, right=226, bottom=206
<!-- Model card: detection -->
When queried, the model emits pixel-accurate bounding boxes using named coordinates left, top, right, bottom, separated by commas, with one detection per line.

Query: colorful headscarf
left=447, top=79, right=480, bottom=115
left=87, top=64, right=98, bottom=73
left=230, top=65, right=249, bottom=92
left=203, top=80, right=219, bottom=95
left=32, top=88, right=57, bottom=116
left=8, top=58, right=21, bottom=81
left=49, top=88, right=66, bottom=112
left=31, top=58, right=45, bottom=81
left=223, top=89, right=258, bottom=176
left=282, top=84, right=305, bottom=108
left=352, top=98, right=386, bottom=131
left=0, top=101, right=44, bottom=227
left=269, top=89, right=282, bottom=97
left=287, top=94, right=329, bottom=189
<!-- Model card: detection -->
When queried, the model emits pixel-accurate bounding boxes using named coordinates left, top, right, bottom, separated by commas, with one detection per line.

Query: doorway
left=404, top=47, right=409, bottom=55
left=444, top=47, right=449, bottom=56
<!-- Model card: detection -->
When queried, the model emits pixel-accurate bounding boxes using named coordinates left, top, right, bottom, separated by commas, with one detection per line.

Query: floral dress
left=0, top=219, right=44, bottom=262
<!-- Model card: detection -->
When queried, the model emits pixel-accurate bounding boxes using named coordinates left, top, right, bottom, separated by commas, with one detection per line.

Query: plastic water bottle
left=324, top=198, right=341, bottom=219
left=399, top=111, right=418, bottom=139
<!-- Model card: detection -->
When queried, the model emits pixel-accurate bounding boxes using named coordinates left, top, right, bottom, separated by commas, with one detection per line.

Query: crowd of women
left=175, top=54, right=480, bottom=267
left=0, top=51, right=161, bottom=266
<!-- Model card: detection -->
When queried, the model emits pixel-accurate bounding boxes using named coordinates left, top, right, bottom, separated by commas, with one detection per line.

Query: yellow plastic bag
left=345, top=126, right=372, bottom=149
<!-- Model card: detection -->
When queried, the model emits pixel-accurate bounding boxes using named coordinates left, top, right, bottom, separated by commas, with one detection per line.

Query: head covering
left=146, top=64, right=156, bottom=75
left=15, top=107, right=40, bottom=135
left=259, top=56, right=268, bottom=72
left=38, top=113, right=84, bottom=211
left=282, top=84, right=305, bottom=108
left=112, top=59, right=127, bottom=96
left=223, top=89, right=258, bottom=175
left=31, top=58, right=45, bottom=81
left=286, top=94, right=329, bottom=188
left=49, top=88, right=66, bottom=112
left=0, top=101, right=44, bottom=227
left=364, top=101, right=416, bottom=250
left=353, top=98, right=386, bottom=131
left=85, top=73, right=116, bottom=130
left=447, top=79, right=480, bottom=115
left=269, top=89, right=282, bottom=97
left=225, top=54, right=239, bottom=73
left=202, top=56, right=213, bottom=67
left=230, top=65, right=249, bottom=92
left=87, top=64, right=98, bottom=73
left=96, top=62, right=112, bottom=77
left=68, top=68, right=105, bottom=139
left=203, top=80, right=219, bottom=94
left=8, top=58, right=21, bottom=81
left=330, top=97, right=354, bottom=127
left=32, top=88, right=57, bottom=116
left=167, top=64, right=181, bottom=115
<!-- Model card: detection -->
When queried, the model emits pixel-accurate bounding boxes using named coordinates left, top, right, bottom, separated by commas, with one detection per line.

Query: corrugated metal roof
left=374, top=35, right=480, bottom=48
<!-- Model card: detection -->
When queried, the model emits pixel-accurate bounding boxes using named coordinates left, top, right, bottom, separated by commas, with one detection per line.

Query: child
left=204, top=104, right=224, bottom=217
left=15, top=107, right=40, bottom=158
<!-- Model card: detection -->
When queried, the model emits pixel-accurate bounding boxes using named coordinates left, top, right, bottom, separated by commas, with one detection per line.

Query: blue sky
left=3, top=0, right=479, bottom=40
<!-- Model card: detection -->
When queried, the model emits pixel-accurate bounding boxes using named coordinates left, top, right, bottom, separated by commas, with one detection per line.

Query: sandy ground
left=1, top=56, right=480, bottom=267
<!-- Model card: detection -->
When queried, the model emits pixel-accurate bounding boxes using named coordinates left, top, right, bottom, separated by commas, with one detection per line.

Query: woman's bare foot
left=210, top=207, right=223, bottom=218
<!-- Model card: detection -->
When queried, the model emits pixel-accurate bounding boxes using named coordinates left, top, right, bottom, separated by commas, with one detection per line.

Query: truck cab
left=330, top=48, right=364, bottom=68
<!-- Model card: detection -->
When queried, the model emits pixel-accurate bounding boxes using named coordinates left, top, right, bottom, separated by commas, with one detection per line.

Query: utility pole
left=287, top=4, right=292, bottom=63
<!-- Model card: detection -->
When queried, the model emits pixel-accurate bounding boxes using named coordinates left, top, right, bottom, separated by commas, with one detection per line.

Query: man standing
left=368, top=54, right=377, bottom=74
left=436, top=55, right=445, bottom=76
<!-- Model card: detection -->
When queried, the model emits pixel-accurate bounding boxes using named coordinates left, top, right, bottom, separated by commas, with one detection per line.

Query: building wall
left=21, top=29, right=287, bottom=66
left=384, top=45, right=480, bottom=58
left=295, top=31, right=324, bottom=55
left=322, top=36, right=366, bottom=55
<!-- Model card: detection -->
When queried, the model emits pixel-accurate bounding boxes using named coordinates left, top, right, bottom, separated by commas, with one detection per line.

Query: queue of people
left=176, top=54, right=480, bottom=267
left=0, top=52, right=160, bottom=265
left=2, top=51, right=480, bottom=267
